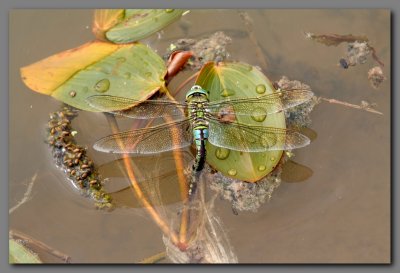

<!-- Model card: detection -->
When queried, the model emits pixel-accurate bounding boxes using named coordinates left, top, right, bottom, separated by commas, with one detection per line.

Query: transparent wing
left=86, top=94, right=188, bottom=119
left=207, top=118, right=310, bottom=152
left=206, top=88, right=314, bottom=117
left=94, top=119, right=193, bottom=154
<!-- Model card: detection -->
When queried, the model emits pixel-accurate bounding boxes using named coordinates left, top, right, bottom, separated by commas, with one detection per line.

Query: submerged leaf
left=94, top=9, right=185, bottom=44
left=21, top=41, right=167, bottom=111
left=196, top=62, right=286, bottom=182
left=9, top=239, right=42, bottom=264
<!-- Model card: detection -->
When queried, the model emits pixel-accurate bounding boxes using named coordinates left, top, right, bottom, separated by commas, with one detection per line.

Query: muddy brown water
left=9, top=9, right=390, bottom=263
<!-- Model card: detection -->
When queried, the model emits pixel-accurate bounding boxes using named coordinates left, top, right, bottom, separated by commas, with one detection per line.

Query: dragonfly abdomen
left=189, top=125, right=208, bottom=196
left=192, top=125, right=208, bottom=172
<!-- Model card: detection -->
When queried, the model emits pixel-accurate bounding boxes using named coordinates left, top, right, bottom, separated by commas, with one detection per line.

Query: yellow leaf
left=20, top=41, right=127, bottom=95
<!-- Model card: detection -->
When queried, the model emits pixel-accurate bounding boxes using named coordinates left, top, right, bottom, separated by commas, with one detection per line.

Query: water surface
left=9, top=9, right=390, bottom=263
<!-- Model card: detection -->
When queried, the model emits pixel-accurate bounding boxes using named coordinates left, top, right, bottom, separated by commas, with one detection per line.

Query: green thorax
left=185, top=85, right=209, bottom=123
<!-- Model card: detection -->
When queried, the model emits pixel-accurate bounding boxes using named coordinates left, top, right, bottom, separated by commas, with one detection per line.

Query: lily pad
left=196, top=62, right=286, bottom=182
left=9, top=239, right=42, bottom=264
left=21, top=41, right=167, bottom=112
left=93, top=9, right=185, bottom=44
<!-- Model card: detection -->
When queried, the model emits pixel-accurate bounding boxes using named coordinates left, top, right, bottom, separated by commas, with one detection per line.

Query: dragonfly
left=87, top=85, right=314, bottom=195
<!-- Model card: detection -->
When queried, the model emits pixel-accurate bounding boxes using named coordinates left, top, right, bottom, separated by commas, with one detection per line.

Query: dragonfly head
left=186, top=85, right=209, bottom=100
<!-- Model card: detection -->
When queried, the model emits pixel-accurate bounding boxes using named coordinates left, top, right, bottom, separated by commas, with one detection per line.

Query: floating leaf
left=93, top=9, right=185, bottom=44
left=92, top=9, right=125, bottom=41
left=21, top=41, right=167, bottom=111
left=9, top=239, right=42, bottom=264
left=196, top=62, right=286, bottom=182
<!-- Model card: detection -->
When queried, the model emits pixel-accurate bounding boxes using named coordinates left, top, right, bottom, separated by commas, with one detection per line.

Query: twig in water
left=238, top=11, right=268, bottom=71
left=9, top=172, right=37, bottom=214
left=139, top=251, right=167, bottom=264
left=9, top=229, right=71, bottom=263
left=320, top=97, right=383, bottom=115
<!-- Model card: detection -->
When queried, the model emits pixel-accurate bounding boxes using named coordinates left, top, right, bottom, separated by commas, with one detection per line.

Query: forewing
left=86, top=94, right=188, bottom=119
left=207, top=119, right=310, bottom=152
left=94, top=119, right=193, bottom=154
left=206, top=88, right=314, bottom=117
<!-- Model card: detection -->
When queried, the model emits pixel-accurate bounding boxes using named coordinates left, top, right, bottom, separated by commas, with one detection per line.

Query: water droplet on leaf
left=165, top=9, right=174, bottom=13
left=117, top=57, right=126, bottom=63
left=94, top=79, right=110, bottom=93
left=124, top=72, right=132, bottom=79
left=258, top=165, right=266, bottom=171
left=251, top=107, right=267, bottom=122
left=215, top=147, right=230, bottom=160
left=228, top=169, right=237, bottom=176
left=256, top=84, right=266, bottom=94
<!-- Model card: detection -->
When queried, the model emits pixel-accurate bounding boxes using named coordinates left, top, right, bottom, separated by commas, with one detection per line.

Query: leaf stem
left=173, top=72, right=199, bottom=97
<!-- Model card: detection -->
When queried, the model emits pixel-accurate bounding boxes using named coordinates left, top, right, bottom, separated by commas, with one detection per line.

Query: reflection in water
left=163, top=172, right=238, bottom=263
left=281, top=160, right=313, bottom=183
left=101, top=152, right=193, bottom=208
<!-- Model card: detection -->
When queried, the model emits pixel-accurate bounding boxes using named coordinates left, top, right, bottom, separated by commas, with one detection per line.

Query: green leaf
left=21, top=41, right=167, bottom=112
left=196, top=62, right=286, bottom=182
left=96, top=9, right=185, bottom=44
left=9, top=239, right=42, bottom=264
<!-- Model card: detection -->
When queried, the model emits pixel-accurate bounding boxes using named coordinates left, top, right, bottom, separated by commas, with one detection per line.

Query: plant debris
left=305, top=32, right=386, bottom=89
left=304, top=32, right=369, bottom=47
left=206, top=157, right=284, bottom=213
left=346, top=41, right=371, bottom=67
left=47, top=105, right=112, bottom=209
left=164, top=31, right=232, bottom=70
left=275, top=76, right=319, bottom=128
left=368, top=66, right=386, bottom=89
